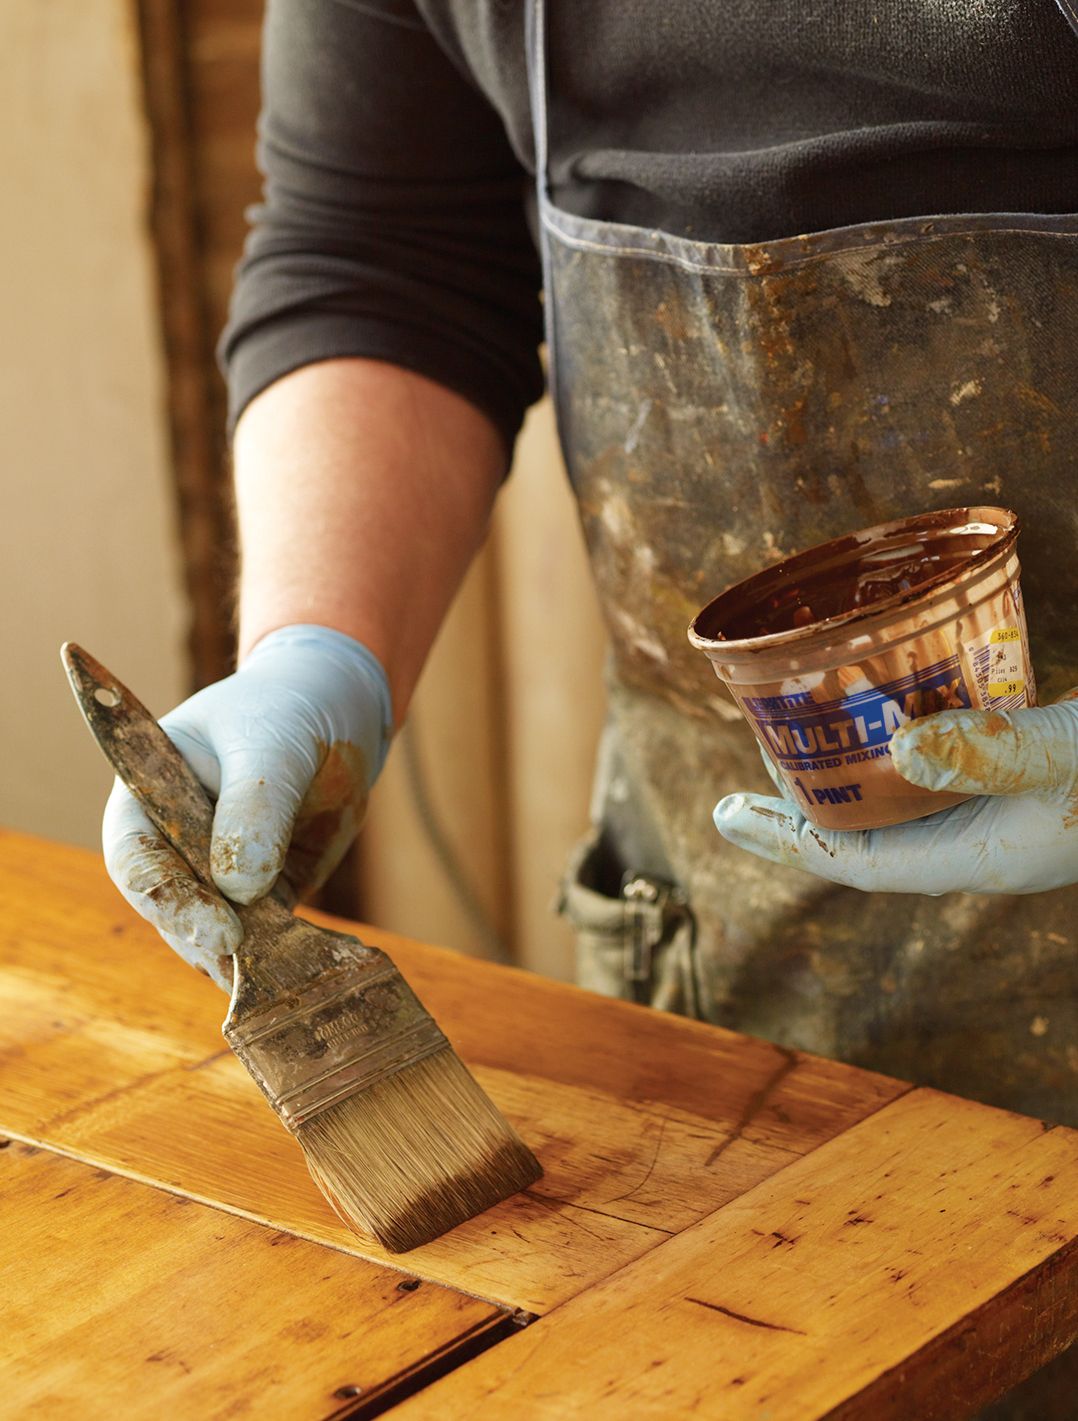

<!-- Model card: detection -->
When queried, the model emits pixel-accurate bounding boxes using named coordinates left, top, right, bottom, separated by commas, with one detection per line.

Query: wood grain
left=0, top=1139, right=506, bottom=1420
left=390, top=1089, right=1078, bottom=1420
left=0, top=830, right=905, bottom=1312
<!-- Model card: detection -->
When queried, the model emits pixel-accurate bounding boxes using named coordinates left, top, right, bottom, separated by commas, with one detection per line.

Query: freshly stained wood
left=392, top=1089, right=1078, bottom=1420
left=6, top=830, right=1078, bottom=1419
left=0, top=830, right=904, bottom=1312
left=0, top=1140, right=507, bottom=1420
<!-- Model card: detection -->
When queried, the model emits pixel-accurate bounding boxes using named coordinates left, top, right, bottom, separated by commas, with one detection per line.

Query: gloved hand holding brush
left=713, top=695, right=1078, bottom=896
left=71, top=639, right=540, bottom=1251
left=102, top=623, right=393, bottom=988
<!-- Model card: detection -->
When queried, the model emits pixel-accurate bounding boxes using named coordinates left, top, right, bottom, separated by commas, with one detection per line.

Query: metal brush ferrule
left=224, top=964, right=449, bottom=1130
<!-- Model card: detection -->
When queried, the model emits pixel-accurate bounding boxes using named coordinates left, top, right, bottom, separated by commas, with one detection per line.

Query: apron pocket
left=557, top=829, right=700, bottom=1017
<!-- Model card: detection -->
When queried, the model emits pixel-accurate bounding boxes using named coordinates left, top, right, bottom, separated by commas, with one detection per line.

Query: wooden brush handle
left=62, top=643, right=221, bottom=890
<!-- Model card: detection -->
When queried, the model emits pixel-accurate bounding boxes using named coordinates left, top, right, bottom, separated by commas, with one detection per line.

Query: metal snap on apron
left=528, top=0, right=1078, bottom=1130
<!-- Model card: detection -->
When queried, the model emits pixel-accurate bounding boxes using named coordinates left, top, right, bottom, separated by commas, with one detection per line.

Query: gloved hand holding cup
left=689, top=507, right=1078, bottom=897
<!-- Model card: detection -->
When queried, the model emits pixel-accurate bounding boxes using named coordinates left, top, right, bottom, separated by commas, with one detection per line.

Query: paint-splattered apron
left=527, top=0, right=1078, bottom=1135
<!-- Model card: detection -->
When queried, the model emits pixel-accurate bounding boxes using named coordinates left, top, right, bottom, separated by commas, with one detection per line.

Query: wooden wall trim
left=133, top=0, right=236, bottom=689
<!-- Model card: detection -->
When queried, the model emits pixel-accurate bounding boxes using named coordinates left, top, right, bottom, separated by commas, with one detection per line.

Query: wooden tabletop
left=1, top=828, right=1076, bottom=1418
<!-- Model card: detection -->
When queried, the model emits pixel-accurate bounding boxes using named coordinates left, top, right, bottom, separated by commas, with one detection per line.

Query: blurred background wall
left=2, top=0, right=606, bottom=983
left=1, top=0, right=187, bottom=847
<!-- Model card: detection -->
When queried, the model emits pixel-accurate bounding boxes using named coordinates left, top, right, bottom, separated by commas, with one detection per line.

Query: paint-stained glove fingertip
left=888, top=715, right=962, bottom=791
left=712, top=792, right=743, bottom=832
left=104, top=780, right=244, bottom=961
left=714, top=791, right=799, bottom=841
left=112, top=834, right=245, bottom=957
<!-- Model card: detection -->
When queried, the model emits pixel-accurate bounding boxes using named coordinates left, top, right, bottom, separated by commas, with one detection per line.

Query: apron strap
left=1054, top=0, right=1078, bottom=39
left=524, top=0, right=558, bottom=371
left=524, top=0, right=551, bottom=197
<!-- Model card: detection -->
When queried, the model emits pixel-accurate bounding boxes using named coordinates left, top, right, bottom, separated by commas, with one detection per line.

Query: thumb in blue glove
left=713, top=692, right=1078, bottom=897
left=102, top=624, right=393, bottom=986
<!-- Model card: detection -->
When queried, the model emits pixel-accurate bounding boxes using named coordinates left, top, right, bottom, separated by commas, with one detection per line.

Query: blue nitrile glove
left=713, top=694, right=1078, bottom=896
left=102, top=624, right=393, bottom=988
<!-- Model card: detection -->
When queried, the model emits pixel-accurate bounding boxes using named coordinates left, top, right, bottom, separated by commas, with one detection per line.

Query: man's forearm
left=232, top=358, right=508, bottom=720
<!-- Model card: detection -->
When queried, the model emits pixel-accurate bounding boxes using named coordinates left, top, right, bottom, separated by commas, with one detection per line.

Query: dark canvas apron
left=527, top=0, right=1078, bottom=1134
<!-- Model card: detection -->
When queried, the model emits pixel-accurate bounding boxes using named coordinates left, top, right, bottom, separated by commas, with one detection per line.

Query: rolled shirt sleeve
left=219, top=0, right=544, bottom=453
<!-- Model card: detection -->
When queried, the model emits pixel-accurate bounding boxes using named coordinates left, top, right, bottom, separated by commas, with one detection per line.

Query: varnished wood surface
left=393, top=1089, right=1078, bottom=1420
left=0, top=1139, right=506, bottom=1420
left=0, top=830, right=904, bottom=1313
left=7, top=829, right=1075, bottom=1418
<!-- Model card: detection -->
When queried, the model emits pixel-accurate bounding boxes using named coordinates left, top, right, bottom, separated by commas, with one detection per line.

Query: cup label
left=741, top=655, right=972, bottom=775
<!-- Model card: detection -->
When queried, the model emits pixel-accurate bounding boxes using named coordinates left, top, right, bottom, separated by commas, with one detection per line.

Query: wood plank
left=0, top=1139, right=507, bottom=1420
left=390, top=1090, right=1078, bottom=1420
left=0, top=831, right=906, bottom=1313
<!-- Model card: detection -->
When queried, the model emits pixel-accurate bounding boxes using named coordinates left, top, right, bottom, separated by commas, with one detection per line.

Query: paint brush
left=61, top=643, right=541, bottom=1251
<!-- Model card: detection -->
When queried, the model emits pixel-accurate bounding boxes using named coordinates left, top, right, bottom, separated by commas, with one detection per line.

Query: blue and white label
left=742, top=657, right=972, bottom=772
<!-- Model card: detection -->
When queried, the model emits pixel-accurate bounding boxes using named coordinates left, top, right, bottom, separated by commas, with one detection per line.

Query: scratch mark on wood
left=185, top=1048, right=232, bottom=1072
left=684, top=1297, right=807, bottom=1335
left=520, top=1191, right=622, bottom=1244
left=523, top=1189, right=674, bottom=1235
left=704, top=1046, right=799, bottom=1168
left=39, top=1065, right=183, bottom=1133
left=599, top=1117, right=669, bottom=1206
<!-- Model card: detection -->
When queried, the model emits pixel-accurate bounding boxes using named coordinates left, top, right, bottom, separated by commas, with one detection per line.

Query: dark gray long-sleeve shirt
left=221, top=0, right=1078, bottom=450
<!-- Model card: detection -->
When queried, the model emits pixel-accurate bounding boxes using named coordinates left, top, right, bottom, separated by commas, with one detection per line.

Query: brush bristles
left=296, top=1047, right=542, bottom=1252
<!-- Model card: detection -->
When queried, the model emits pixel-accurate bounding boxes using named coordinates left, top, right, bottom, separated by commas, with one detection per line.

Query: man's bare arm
left=100, top=356, right=508, bottom=963
left=234, top=356, right=508, bottom=720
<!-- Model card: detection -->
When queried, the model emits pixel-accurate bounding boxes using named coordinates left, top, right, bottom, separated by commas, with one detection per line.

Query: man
left=106, top=3, right=1077, bottom=1406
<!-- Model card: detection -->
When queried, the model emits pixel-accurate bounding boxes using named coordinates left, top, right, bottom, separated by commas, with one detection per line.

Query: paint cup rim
left=687, top=504, right=1020, bottom=661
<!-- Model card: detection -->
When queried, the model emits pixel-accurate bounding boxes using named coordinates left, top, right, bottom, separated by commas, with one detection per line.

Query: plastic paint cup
left=687, top=506, right=1034, bottom=831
